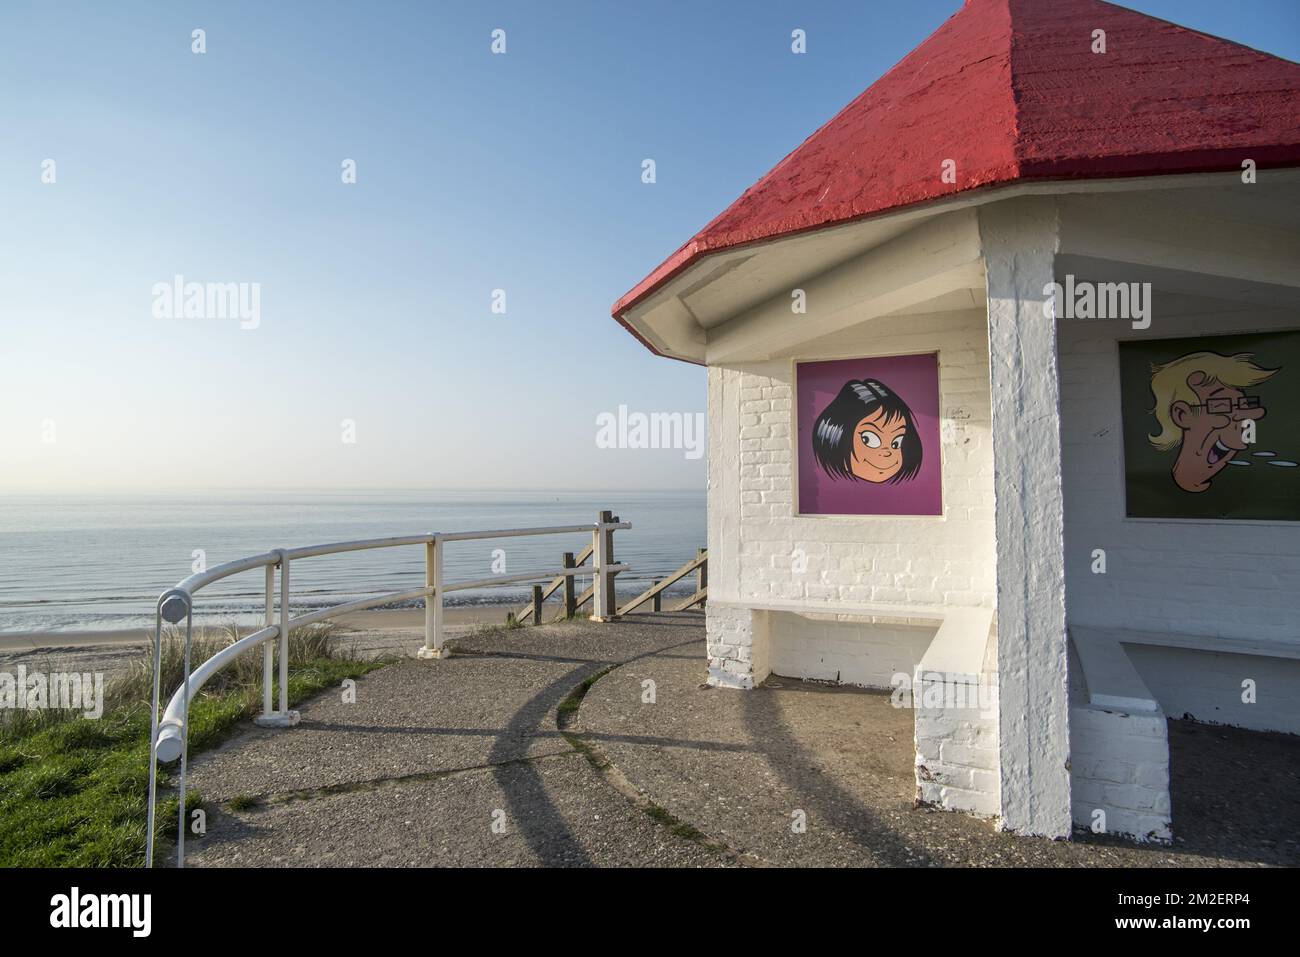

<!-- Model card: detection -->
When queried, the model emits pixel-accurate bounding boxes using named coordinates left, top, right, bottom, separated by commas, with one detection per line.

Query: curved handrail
left=154, top=624, right=279, bottom=761
left=146, top=515, right=634, bottom=867
left=175, top=549, right=283, bottom=594
left=151, top=521, right=631, bottom=761
left=283, top=533, right=435, bottom=562
left=152, top=587, right=433, bottom=762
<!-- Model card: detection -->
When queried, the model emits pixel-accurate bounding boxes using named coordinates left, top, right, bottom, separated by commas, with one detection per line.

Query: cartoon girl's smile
left=851, top=409, right=908, bottom=483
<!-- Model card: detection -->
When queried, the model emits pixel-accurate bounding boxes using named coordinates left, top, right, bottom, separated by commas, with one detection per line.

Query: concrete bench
left=706, top=598, right=999, bottom=818
left=705, top=597, right=993, bottom=686
left=1092, top=625, right=1300, bottom=660
left=1065, top=626, right=1185, bottom=844
left=1070, top=623, right=1300, bottom=843
left=1072, top=623, right=1300, bottom=734
left=1070, top=623, right=1300, bottom=844
left=1069, top=626, right=1162, bottom=713
left=1071, top=624, right=1300, bottom=715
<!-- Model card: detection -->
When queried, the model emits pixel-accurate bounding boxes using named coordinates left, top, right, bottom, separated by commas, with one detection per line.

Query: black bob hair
left=811, top=378, right=923, bottom=484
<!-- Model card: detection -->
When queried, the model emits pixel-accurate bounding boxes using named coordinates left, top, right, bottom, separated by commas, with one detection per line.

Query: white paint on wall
left=704, top=299, right=1003, bottom=821
left=705, top=602, right=768, bottom=689
left=979, top=198, right=1073, bottom=840
left=916, top=676, right=1001, bottom=818
left=1069, top=703, right=1173, bottom=843
left=1126, top=646, right=1300, bottom=735
left=767, top=613, right=936, bottom=687
left=706, top=308, right=997, bottom=615
left=682, top=182, right=1300, bottom=847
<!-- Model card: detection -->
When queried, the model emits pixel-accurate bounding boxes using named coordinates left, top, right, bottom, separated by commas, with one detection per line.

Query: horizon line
left=0, top=484, right=707, bottom=495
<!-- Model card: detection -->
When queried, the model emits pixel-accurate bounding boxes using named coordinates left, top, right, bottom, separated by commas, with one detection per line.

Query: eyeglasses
left=1189, top=395, right=1263, bottom=415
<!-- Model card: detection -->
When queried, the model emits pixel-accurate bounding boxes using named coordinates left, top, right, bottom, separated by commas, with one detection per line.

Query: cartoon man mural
left=1147, top=351, right=1278, bottom=493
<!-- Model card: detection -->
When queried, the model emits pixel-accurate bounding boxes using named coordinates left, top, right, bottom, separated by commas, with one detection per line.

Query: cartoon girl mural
left=811, top=378, right=923, bottom=484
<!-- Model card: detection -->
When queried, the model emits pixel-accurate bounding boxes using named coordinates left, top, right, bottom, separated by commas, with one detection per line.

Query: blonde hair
left=1147, top=351, right=1277, bottom=452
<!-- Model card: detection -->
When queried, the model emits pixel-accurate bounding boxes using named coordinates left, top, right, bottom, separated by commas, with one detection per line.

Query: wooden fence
left=511, top=511, right=706, bottom=625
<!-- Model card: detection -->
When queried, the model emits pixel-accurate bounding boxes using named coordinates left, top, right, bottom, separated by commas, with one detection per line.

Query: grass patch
left=644, top=803, right=709, bottom=843
left=498, top=607, right=588, bottom=634
left=227, top=793, right=259, bottom=812
left=556, top=667, right=614, bottom=726
left=556, top=667, right=615, bottom=771
left=553, top=665, right=731, bottom=855
left=0, top=622, right=389, bottom=867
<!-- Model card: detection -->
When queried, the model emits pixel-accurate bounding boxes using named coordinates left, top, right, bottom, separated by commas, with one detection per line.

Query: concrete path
left=185, top=613, right=1299, bottom=867
left=185, top=613, right=734, bottom=867
left=577, top=637, right=1299, bottom=866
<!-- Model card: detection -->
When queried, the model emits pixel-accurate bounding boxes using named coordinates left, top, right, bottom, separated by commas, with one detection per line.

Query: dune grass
left=0, top=622, right=389, bottom=867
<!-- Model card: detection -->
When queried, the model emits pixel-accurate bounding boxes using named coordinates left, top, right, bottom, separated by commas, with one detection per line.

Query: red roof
left=614, top=0, right=1300, bottom=332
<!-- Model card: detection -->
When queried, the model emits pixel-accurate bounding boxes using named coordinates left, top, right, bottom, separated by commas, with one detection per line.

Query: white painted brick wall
left=1057, top=306, right=1300, bottom=644
left=1069, top=703, right=1172, bottom=843
left=1058, top=303, right=1300, bottom=843
left=706, top=308, right=1002, bottom=821
left=1125, top=645, right=1300, bottom=735
left=708, top=309, right=997, bottom=616
left=767, top=613, right=936, bottom=687
left=705, top=603, right=769, bottom=689
left=913, top=668, right=1001, bottom=817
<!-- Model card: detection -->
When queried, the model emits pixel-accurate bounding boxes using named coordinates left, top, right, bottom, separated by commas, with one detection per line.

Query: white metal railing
left=146, top=512, right=631, bottom=868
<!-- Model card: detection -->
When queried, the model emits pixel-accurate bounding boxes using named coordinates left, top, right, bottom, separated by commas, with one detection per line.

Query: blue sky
left=3, top=0, right=1297, bottom=492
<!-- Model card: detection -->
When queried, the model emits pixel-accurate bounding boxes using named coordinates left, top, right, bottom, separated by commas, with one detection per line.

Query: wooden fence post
left=696, top=547, right=707, bottom=599
left=562, top=552, right=576, bottom=619
left=604, top=512, right=619, bottom=619
left=531, top=585, right=543, bottom=626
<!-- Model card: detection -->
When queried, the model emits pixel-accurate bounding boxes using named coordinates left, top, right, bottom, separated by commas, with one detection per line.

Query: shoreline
left=0, top=603, right=518, bottom=653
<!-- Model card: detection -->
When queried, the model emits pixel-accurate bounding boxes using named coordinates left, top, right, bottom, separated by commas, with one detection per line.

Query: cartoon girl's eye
left=891, top=434, right=905, bottom=450
left=860, top=431, right=881, bottom=449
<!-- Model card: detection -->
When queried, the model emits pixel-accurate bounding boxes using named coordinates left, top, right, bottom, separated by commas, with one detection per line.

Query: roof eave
left=612, top=161, right=1300, bottom=364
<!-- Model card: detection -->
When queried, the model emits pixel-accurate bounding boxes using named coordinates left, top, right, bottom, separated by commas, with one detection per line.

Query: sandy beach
left=0, top=603, right=518, bottom=678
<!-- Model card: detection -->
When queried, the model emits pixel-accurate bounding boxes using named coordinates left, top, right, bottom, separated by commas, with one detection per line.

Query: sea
left=0, top=489, right=706, bottom=634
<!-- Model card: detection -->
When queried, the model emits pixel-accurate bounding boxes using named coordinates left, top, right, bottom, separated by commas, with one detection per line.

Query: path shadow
left=1163, top=718, right=1300, bottom=865
left=488, top=663, right=607, bottom=866
left=740, top=678, right=939, bottom=866
left=483, top=634, right=706, bottom=865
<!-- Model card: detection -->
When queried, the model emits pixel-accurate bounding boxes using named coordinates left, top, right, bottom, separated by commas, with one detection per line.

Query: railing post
left=254, top=552, right=300, bottom=728
left=591, top=511, right=610, bottom=622
left=532, top=585, right=543, bottom=625
left=145, top=606, right=163, bottom=869
left=562, top=552, right=576, bottom=619
left=146, top=587, right=190, bottom=868
left=419, top=535, right=449, bottom=658
left=176, top=600, right=194, bottom=868
left=279, top=556, right=290, bottom=713
left=652, top=580, right=662, bottom=612
left=261, top=561, right=274, bottom=719
left=696, top=547, right=707, bottom=599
